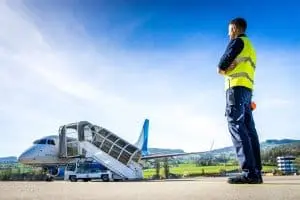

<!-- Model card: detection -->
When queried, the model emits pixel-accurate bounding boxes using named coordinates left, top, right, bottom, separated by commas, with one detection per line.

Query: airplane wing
left=141, top=140, right=215, bottom=160
left=140, top=151, right=208, bottom=160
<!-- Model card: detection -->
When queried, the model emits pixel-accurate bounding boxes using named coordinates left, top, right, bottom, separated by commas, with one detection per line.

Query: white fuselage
left=18, top=136, right=70, bottom=167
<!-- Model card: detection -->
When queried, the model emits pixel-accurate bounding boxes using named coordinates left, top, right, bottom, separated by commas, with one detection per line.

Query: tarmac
left=0, top=176, right=299, bottom=200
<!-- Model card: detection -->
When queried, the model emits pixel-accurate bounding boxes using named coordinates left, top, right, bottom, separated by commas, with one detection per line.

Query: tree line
left=260, top=142, right=300, bottom=166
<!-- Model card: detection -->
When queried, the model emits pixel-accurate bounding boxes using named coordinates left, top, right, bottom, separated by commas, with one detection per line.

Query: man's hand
left=218, top=68, right=226, bottom=75
left=226, top=60, right=237, bottom=72
left=218, top=60, right=238, bottom=75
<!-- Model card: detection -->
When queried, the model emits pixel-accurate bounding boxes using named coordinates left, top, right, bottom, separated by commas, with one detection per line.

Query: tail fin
left=135, top=119, right=149, bottom=156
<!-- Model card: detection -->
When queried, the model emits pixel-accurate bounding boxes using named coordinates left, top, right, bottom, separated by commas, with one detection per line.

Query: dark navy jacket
left=218, top=34, right=246, bottom=71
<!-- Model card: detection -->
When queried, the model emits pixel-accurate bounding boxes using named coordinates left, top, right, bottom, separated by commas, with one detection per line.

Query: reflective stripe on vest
left=235, top=56, right=256, bottom=69
left=228, top=72, right=254, bottom=84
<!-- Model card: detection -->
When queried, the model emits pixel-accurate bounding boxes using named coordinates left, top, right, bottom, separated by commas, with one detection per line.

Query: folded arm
left=217, top=38, right=244, bottom=74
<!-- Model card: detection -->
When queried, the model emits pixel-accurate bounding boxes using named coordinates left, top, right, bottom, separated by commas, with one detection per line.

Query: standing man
left=218, top=17, right=263, bottom=184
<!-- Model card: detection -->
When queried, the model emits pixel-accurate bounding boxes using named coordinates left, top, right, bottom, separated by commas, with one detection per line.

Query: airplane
left=18, top=119, right=211, bottom=178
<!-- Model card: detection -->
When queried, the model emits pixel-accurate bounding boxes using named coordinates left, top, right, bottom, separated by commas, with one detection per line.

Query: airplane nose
left=18, top=148, right=35, bottom=164
left=18, top=152, right=28, bottom=163
left=18, top=156, right=24, bottom=163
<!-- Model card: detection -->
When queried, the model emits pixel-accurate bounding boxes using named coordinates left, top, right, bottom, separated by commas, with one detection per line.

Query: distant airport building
left=277, top=156, right=297, bottom=175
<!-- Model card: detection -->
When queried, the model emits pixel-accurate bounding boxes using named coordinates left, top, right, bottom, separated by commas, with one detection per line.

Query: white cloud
left=0, top=1, right=227, bottom=157
left=249, top=47, right=300, bottom=142
left=0, top=1, right=299, bottom=157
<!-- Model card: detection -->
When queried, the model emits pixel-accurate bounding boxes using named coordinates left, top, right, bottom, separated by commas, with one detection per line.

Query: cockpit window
left=39, top=139, right=47, bottom=144
left=47, top=139, right=55, bottom=145
left=33, top=139, right=47, bottom=144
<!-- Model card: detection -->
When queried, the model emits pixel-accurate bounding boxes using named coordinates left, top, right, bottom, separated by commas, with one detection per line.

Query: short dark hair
left=230, top=17, right=247, bottom=32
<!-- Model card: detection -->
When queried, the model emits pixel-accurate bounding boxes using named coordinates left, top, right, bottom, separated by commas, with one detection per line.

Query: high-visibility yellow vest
left=224, top=36, right=256, bottom=90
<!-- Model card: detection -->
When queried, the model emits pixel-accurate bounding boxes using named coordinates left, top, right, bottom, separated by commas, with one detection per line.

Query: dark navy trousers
left=225, top=86, right=262, bottom=175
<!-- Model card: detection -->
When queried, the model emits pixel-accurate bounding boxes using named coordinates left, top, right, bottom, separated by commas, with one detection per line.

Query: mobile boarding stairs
left=58, top=121, right=143, bottom=180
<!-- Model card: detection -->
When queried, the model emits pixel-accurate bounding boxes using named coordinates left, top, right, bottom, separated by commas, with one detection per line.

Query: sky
left=1, top=0, right=300, bottom=157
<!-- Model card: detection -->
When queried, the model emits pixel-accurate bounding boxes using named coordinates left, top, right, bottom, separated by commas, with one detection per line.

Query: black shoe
left=227, top=174, right=262, bottom=184
left=258, top=174, right=263, bottom=184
